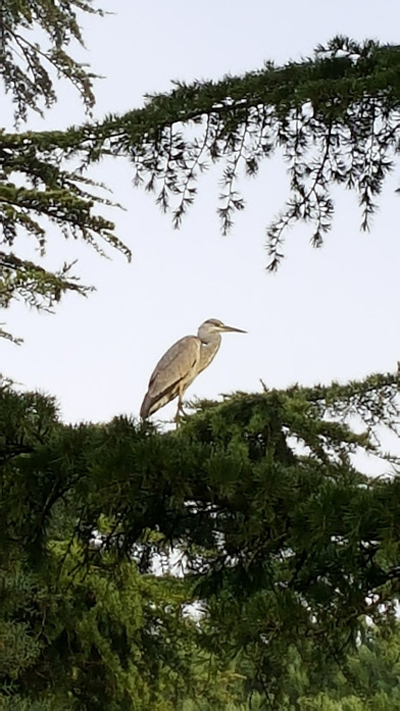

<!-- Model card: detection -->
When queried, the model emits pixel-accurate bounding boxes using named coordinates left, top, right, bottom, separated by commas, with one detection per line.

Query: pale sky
left=2, top=0, right=400, bottom=426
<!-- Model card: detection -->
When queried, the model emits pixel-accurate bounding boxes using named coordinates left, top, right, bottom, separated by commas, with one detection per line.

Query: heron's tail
left=140, top=382, right=180, bottom=419
left=140, top=393, right=153, bottom=420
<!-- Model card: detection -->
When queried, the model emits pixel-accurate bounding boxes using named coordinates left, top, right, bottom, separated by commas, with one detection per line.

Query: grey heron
left=140, top=318, right=246, bottom=421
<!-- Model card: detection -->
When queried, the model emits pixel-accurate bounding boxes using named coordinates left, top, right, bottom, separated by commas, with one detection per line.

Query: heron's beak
left=220, top=324, right=247, bottom=334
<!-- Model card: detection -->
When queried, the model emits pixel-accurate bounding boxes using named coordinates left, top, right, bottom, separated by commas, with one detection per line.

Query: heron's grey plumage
left=140, top=319, right=246, bottom=421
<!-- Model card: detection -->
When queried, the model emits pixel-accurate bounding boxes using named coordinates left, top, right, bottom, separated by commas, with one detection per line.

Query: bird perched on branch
left=140, top=318, right=246, bottom=421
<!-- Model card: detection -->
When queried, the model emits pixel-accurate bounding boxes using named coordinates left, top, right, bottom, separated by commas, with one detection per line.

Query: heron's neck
left=198, top=332, right=221, bottom=373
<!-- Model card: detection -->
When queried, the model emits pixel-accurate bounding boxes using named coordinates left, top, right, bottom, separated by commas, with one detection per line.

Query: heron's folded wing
left=148, top=336, right=200, bottom=390
left=141, top=336, right=200, bottom=417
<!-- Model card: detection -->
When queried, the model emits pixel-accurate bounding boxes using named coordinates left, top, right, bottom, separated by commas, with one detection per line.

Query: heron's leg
left=174, top=402, right=182, bottom=425
left=174, top=394, right=186, bottom=424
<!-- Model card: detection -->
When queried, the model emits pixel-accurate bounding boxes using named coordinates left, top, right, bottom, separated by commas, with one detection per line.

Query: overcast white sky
left=2, top=0, right=400, bottom=426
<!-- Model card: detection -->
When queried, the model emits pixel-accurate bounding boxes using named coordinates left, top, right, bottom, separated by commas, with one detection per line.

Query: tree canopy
left=3, top=6, right=400, bottom=709
left=2, top=371, right=400, bottom=708
left=1, top=0, right=101, bottom=121
left=2, top=31, right=400, bottom=337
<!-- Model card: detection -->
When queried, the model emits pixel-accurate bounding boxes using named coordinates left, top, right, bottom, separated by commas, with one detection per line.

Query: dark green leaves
left=3, top=35, right=400, bottom=338
left=2, top=370, right=400, bottom=707
left=0, top=0, right=101, bottom=121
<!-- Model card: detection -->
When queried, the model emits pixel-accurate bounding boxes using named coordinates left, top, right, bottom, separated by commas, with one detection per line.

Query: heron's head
left=198, top=318, right=247, bottom=340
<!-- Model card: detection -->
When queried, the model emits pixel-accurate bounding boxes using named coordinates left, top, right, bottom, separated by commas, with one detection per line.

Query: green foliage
left=0, top=385, right=245, bottom=709
left=0, top=251, right=93, bottom=341
left=9, top=36, right=399, bottom=266
left=0, top=1, right=131, bottom=340
left=3, top=17, right=400, bottom=706
left=0, top=128, right=130, bottom=341
left=2, top=372, right=400, bottom=708
left=0, top=0, right=102, bottom=121
left=3, top=33, right=400, bottom=337
left=273, top=623, right=400, bottom=710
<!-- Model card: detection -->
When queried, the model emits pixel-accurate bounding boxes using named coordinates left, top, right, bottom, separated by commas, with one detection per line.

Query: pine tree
left=0, top=384, right=248, bottom=710
left=2, top=370, right=400, bottom=708
left=0, top=0, right=105, bottom=121
left=3, top=8, right=400, bottom=708
left=0, top=0, right=130, bottom=342
left=2, top=24, right=400, bottom=337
